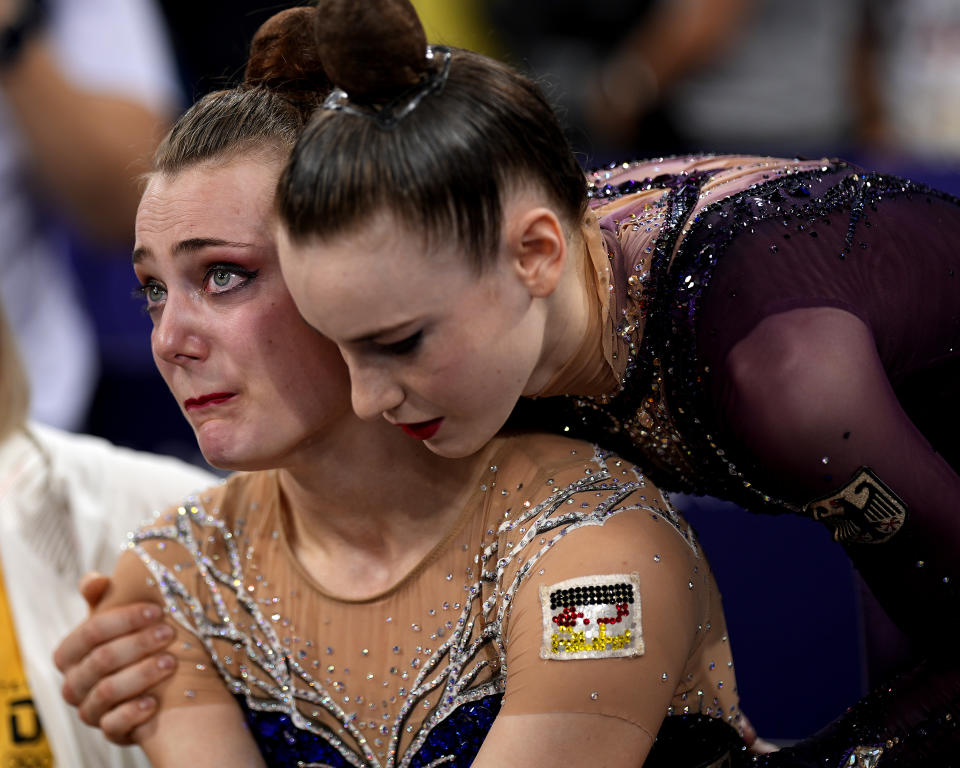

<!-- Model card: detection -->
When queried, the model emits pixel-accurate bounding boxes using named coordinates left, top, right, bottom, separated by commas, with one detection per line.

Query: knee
left=718, top=308, right=883, bottom=481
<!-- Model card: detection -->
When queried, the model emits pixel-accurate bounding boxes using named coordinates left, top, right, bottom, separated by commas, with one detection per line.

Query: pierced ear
left=506, top=207, right=567, bottom=298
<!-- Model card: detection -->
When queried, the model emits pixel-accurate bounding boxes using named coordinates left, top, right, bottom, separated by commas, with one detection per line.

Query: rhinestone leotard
left=110, top=433, right=743, bottom=767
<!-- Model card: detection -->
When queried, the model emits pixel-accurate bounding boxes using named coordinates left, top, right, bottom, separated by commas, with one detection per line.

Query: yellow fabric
left=0, top=560, right=54, bottom=766
left=410, top=0, right=504, bottom=57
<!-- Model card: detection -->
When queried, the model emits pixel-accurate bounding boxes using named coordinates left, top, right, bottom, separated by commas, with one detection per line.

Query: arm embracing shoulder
left=97, top=545, right=266, bottom=767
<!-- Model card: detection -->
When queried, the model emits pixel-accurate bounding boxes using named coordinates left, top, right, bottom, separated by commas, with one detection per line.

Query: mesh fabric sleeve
left=100, top=538, right=243, bottom=712
left=499, top=491, right=740, bottom=748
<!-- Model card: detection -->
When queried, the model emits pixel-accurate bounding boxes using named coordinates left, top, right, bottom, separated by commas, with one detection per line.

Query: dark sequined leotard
left=523, top=154, right=960, bottom=760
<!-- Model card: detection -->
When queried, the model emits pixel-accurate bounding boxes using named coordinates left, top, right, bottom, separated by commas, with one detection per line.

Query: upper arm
left=721, top=306, right=960, bottom=640
left=97, top=547, right=262, bottom=762
left=495, top=498, right=713, bottom=761
left=473, top=711, right=652, bottom=768
left=722, top=306, right=959, bottom=503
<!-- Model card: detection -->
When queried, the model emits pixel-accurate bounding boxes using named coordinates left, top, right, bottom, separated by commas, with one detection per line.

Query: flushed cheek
left=156, top=372, right=190, bottom=414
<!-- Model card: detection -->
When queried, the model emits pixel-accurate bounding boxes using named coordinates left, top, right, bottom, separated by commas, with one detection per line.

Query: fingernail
left=142, top=605, right=161, bottom=621
left=137, top=696, right=156, bottom=711
left=157, top=654, right=175, bottom=670
left=154, top=625, right=174, bottom=642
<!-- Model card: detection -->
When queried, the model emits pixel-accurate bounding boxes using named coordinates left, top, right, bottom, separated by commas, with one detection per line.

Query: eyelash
left=132, top=280, right=166, bottom=312
left=202, top=264, right=258, bottom=295
left=377, top=330, right=423, bottom=356
left=133, top=263, right=259, bottom=312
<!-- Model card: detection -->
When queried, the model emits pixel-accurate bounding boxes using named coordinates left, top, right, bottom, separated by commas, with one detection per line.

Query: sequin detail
left=540, top=574, right=643, bottom=660
left=128, top=447, right=700, bottom=767
left=560, top=156, right=958, bottom=520
left=840, top=745, right=884, bottom=767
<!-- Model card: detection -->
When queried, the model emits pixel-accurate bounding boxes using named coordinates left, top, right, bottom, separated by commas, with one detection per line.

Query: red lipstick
left=397, top=418, right=443, bottom=440
left=184, top=392, right=235, bottom=410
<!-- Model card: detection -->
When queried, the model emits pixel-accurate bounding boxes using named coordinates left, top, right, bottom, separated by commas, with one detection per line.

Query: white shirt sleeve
left=47, top=0, right=183, bottom=112
left=0, top=425, right=219, bottom=768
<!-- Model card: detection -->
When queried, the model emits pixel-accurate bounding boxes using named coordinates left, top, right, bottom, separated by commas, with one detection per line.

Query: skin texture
left=276, top=193, right=588, bottom=459
left=123, top=155, right=360, bottom=764
left=107, top=153, right=470, bottom=764
left=67, top=153, right=657, bottom=766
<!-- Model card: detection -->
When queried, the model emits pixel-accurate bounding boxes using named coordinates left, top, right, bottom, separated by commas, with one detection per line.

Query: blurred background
left=7, top=0, right=958, bottom=744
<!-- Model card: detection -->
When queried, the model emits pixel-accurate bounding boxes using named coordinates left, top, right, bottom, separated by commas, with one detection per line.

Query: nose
left=348, top=359, right=405, bottom=421
left=152, top=296, right=208, bottom=367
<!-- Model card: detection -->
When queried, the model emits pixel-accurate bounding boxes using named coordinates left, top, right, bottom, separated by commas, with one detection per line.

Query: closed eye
left=375, top=330, right=423, bottom=356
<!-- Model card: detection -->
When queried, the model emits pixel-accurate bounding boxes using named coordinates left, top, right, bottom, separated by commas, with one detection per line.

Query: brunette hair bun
left=244, top=7, right=332, bottom=100
left=313, top=0, right=430, bottom=102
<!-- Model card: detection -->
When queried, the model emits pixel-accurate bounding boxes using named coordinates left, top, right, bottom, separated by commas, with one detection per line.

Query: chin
left=425, top=432, right=487, bottom=460
left=197, top=443, right=254, bottom=472
left=195, top=424, right=271, bottom=472
left=200, top=446, right=277, bottom=473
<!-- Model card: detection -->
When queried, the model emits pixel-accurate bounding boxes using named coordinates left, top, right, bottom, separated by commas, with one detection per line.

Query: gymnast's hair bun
left=244, top=7, right=332, bottom=99
left=314, top=0, right=430, bottom=103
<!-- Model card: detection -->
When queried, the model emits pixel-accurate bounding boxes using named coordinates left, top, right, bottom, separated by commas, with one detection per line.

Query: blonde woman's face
left=133, top=156, right=352, bottom=470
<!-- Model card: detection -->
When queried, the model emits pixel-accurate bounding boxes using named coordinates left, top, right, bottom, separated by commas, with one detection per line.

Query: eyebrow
left=131, top=237, right=254, bottom=265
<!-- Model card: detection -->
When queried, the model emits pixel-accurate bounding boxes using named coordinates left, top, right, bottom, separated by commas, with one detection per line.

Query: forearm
left=473, top=712, right=653, bottom=768
left=602, top=0, right=754, bottom=108
left=1, top=38, right=172, bottom=241
left=88, top=553, right=267, bottom=766
left=135, top=704, right=267, bottom=768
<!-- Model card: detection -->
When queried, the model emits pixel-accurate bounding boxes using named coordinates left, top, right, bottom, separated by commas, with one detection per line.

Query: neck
left=525, top=228, right=606, bottom=397
left=276, top=415, right=489, bottom=599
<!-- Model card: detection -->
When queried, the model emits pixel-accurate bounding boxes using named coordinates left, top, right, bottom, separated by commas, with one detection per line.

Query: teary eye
left=135, top=280, right=167, bottom=311
left=202, top=264, right=258, bottom=295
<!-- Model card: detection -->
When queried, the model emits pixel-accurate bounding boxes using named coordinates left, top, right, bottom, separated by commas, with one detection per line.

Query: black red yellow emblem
left=539, top=574, right=644, bottom=660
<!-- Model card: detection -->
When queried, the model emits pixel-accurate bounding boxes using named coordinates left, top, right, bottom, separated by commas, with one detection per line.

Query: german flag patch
left=539, top=574, right=644, bottom=660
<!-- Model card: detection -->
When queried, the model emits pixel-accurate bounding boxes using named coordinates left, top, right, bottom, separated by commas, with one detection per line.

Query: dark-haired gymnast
left=269, top=0, right=960, bottom=765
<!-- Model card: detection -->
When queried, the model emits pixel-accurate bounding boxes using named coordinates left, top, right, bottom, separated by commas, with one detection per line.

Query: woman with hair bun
left=275, top=0, right=960, bottom=756
left=54, top=8, right=784, bottom=768
left=57, top=4, right=959, bottom=765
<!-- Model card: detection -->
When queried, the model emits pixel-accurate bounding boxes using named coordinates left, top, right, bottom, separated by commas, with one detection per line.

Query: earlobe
left=508, top=207, right=567, bottom=298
